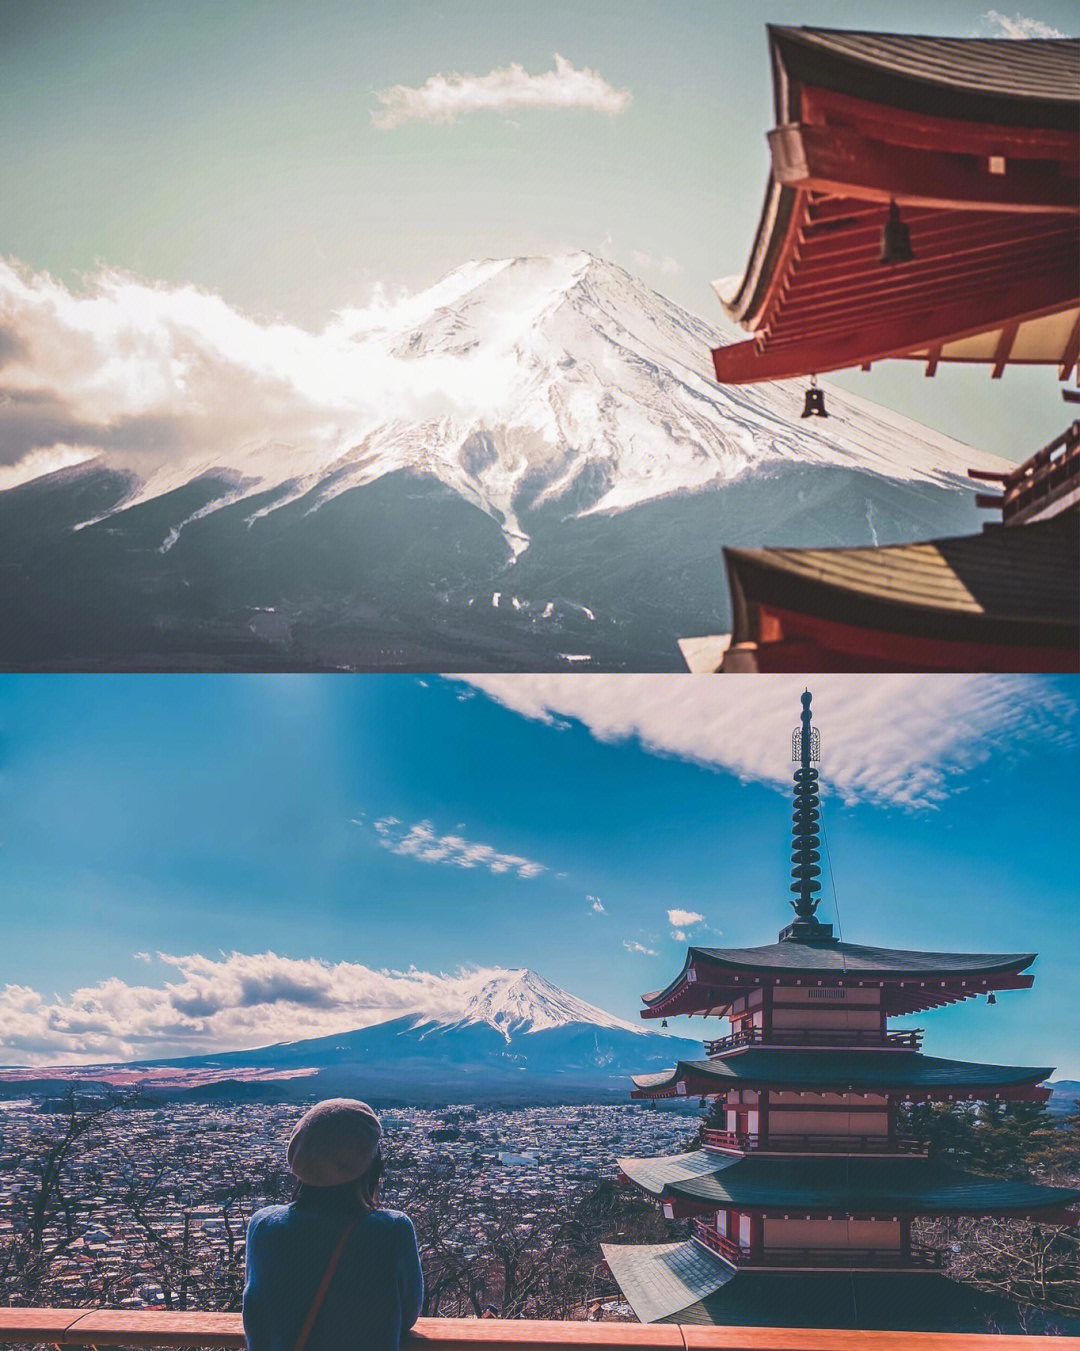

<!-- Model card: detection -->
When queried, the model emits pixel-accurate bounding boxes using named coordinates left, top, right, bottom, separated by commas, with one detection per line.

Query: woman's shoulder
left=247, top=1203, right=292, bottom=1235
left=364, top=1207, right=415, bottom=1232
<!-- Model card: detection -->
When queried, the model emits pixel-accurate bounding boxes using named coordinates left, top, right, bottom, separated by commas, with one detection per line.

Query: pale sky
left=1, top=0, right=1077, bottom=462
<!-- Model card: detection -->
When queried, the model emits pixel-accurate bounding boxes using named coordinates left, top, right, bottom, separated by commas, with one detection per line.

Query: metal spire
left=781, top=690, right=835, bottom=944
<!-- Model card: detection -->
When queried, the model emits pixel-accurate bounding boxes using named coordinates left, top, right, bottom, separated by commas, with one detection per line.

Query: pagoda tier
left=708, top=28, right=1080, bottom=386
left=618, top=1151, right=1080, bottom=1225
left=605, top=692, right=1080, bottom=1331
left=630, top=1049, right=1053, bottom=1102
left=600, top=1244, right=1074, bottom=1332
left=639, top=942, right=1037, bottom=1021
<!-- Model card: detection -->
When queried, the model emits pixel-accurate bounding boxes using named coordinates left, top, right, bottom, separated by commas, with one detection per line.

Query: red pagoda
left=603, top=691, right=1080, bottom=1332
left=679, top=26, right=1079, bottom=673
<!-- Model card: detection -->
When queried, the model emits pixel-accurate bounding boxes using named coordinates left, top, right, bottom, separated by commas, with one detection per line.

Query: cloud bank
left=372, top=55, right=631, bottom=129
left=371, top=816, right=546, bottom=878
left=459, top=675, right=1076, bottom=809
left=0, top=952, right=532, bottom=1066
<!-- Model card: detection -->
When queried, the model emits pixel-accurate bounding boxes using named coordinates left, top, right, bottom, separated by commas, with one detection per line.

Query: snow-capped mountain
left=0, top=968, right=696, bottom=1105
left=444, top=967, right=643, bottom=1040
left=0, top=252, right=1007, bottom=670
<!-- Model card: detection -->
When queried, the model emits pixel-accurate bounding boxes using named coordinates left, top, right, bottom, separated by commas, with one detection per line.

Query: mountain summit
left=443, top=967, right=643, bottom=1040
left=0, top=252, right=1008, bottom=669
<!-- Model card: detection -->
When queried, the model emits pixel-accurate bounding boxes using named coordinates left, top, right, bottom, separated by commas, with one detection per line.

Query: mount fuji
left=0, top=252, right=1008, bottom=670
left=0, top=969, right=704, bottom=1106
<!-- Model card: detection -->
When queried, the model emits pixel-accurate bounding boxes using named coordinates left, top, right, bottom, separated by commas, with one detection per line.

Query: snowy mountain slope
left=443, top=967, right=643, bottom=1039
left=15, top=251, right=1006, bottom=558
left=0, top=252, right=1008, bottom=670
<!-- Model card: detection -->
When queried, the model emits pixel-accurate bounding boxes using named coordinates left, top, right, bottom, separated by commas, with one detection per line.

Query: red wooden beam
left=800, top=84, right=1080, bottom=162
left=769, top=123, right=1079, bottom=214
left=712, top=286, right=1078, bottom=383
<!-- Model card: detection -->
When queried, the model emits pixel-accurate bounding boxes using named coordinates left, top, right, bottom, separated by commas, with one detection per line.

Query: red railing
left=701, top=1128, right=926, bottom=1156
left=691, top=1220, right=945, bottom=1271
left=969, top=419, right=1080, bottom=525
left=0, top=1305, right=1068, bottom=1348
left=704, top=1026, right=923, bottom=1055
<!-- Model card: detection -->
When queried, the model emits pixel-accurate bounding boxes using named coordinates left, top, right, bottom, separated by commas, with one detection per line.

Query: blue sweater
left=243, top=1197, right=423, bottom=1351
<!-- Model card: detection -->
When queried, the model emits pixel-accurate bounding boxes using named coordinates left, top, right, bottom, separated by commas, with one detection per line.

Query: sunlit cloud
left=623, top=940, right=657, bottom=957
left=981, top=10, right=1067, bottom=37
left=372, top=55, right=631, bottom=129
left=370, top=816, right=546, bottom=878
left=589, top=895, right=606, bottom=913
left=459, top=675, right=1077, bottom=809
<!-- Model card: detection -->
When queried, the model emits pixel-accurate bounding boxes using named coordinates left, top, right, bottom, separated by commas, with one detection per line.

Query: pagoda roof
left=723, top=514, right=1080, bottom=668
left=630, top=1050, right=1051, bottom=1101
left=768, top=27, right=1080, bottom=113
left=711, top=27, right=1080, bottom=385
left=601, top=1242, right=1077, bottom=1331
left=641, top=941, right=1037, bottom=1018
left=618, top=1150, right=1080, bottom=1219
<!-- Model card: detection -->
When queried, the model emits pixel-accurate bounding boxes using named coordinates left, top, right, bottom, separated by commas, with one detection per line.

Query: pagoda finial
left=781, top=690, right=835, bottom=944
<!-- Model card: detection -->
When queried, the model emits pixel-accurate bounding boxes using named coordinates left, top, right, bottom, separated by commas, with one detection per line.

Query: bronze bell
left=801, top=380, right=828, bottom=418
left=987, top=992, right=997, bottom=1006
left=661, top=1018, right=668, bottom=1028
left=879, top=199, right=914, bottom=264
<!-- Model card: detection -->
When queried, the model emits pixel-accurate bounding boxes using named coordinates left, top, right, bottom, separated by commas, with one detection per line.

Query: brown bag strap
left=293, top=1217, right=358, bottom=1351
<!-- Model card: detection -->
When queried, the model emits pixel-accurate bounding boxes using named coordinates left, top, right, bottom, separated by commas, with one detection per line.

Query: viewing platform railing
left=691, top=1220, right=945, bottom=1272
left=704, top=1027, right=923, bottom=1056
left=1, top=1306, right=1073, bottom=1349
left=702, top=1128, right=927, bottom=1156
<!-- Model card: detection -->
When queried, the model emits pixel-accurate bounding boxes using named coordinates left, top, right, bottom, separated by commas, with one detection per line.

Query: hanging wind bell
left=879, top=199, right=914, bottom=265
left=801, top=375, right=828, bottom=419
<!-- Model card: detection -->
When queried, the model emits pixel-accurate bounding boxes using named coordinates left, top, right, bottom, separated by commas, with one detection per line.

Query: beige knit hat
left=287, top=1098, right=383, bottom=1187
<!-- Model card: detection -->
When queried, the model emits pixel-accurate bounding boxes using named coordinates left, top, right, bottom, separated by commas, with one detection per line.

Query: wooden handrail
left=1, top=1307, right=1076, bottom=1348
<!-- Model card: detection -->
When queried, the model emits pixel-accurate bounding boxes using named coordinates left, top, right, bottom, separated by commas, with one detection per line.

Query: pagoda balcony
left=692, top=1220, right=945, bottom=1272
left=704, top=1026, right=923, bottom=1055
left=0, top=1305, right=1052, bottom=1348
left=702, top=1128, right=927, bottom=1157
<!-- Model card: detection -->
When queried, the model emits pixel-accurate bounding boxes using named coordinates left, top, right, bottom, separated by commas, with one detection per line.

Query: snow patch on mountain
left=1, top=251, right=1010, bottom=559
left=440, top=968, right=645, bottom=1041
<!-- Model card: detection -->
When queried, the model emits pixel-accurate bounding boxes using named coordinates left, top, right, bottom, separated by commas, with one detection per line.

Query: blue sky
left=1, top=0, right=1077, bottom=467
left=1, top=673, right=1078, bottom=1077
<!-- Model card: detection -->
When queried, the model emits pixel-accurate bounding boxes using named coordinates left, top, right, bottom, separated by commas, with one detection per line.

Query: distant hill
left=1047, top=1081, right=1080, bottom=1117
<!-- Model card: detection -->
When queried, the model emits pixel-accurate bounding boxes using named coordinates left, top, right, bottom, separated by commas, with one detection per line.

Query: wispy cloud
left=460, top=675, right=1077, bottom=809
left=632, top=251, right=682, bottom=276
left=623, top=940, right=657, bottom=957
left=982, top=10, right=1067, bottom=37
left=370, top=816, right=546, bottom=878
left=589, top=895, right=606, bottom=913
left=372, top=55, right=631, bottom=130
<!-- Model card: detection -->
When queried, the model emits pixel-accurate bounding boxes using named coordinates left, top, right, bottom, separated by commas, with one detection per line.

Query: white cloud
left=670, top=929, right=686, bottom=942
left=667, top=908, right=703, bottom=927
left=982, top=10, right=1067, bottom=37
left=459, top=675, right=1077, bottom=809
left=589, top=895, right=606, bottom=913
left=372, top=55, right=631, bottom=129
left=631, top=251, right=683, bottom=276
left=370, top=816, right=546, bottom=879
left=623, top=940, right=657, bottom=957
left=0, top=953, right=542, bottom=1066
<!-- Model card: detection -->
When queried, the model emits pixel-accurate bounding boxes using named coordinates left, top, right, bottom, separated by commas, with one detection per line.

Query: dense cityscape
left=0, top=1097, right=695, bottom=1320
